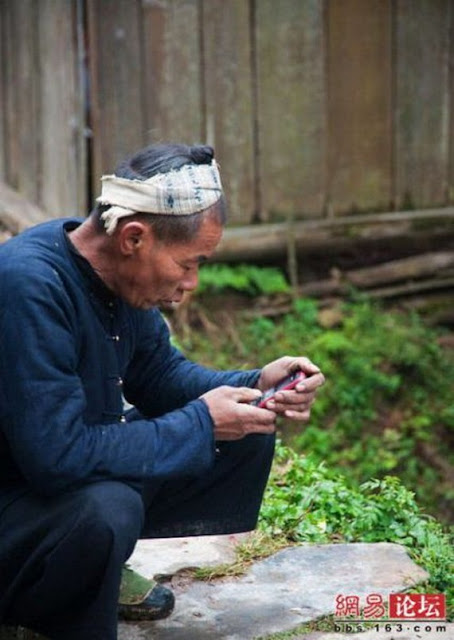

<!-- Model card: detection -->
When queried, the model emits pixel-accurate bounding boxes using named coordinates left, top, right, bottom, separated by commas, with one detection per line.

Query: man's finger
left=269, top=390, right=317, bottom=407
left=233, top=386, right=263, bottom=403
left=290, top=357, right=321, bottom=375
left=244, top=421, right=277, bottom=435
left=283, top=409, right=312, bottom=421
left=243, top=405, right=277, bottom=424
left=294, top=372, right=325, bottom=392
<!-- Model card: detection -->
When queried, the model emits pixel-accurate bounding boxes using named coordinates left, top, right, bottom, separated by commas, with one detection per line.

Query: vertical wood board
left=0, top=6, right=6, bottom=181
left=449, top=1, right=454, bottom=203
left=38, top=0, right=84, bottom=217
left=6, top=0, right=40, bottom=203
left=327, top=0, right=392, bottom=214
left=87, top=0, right=145, bottom=199
left=74, top=0, right=88, bottom=219
left=1, top=2, right=20, bottom=190
left=202, top=0, right=255, bottom=224
left=255, top=0, right=326, bottom=221
left=142, top=0, right=202, bottom=145
left=395, top=0, right=450, bottom=209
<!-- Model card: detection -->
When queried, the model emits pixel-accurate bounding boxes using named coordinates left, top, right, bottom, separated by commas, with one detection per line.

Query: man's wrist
left=254, top=370, right=265, bottom=392
left=250, top=369, right=264, bottom=391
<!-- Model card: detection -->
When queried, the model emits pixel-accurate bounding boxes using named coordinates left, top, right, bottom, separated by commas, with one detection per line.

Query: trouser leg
left=0, top=433, right=275, bottom=638
left=141, top=433, right=276, bottom=537
left=0, top=481, right=144, bottom=640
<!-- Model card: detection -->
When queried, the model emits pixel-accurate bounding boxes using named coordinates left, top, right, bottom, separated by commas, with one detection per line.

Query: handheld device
left=251, top=370, right=306, bottom=408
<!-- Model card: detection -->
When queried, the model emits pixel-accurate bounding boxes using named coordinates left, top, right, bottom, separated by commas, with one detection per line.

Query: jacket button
left=119, top=415, right=126, bottom=423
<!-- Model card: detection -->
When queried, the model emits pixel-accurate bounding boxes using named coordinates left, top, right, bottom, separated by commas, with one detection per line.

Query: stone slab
left=127, top=533, right=248, bottom=580
left=118, top=542, right=430, bottom=640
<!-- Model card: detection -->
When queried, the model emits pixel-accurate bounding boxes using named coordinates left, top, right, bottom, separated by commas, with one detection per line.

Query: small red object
left=252, top=370, right=306, bottom=408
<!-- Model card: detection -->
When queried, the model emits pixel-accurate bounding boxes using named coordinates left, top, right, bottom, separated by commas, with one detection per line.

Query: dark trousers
left=0, top=434, right=275, bottom=640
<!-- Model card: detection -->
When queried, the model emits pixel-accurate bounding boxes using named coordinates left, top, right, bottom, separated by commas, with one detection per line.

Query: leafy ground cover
left=260, top=442, right=453, bottom=617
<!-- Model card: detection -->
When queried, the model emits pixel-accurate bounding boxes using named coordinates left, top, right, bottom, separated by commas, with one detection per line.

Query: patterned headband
left=96, top=160, right=223, bottom=235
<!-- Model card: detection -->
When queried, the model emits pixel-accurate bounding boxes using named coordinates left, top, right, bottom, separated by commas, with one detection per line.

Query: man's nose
left=182, top=270, right=199, bottom=291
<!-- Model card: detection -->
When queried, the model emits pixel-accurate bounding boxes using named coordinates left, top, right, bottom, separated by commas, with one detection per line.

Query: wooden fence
left=1, top=0, right=454, bottom=228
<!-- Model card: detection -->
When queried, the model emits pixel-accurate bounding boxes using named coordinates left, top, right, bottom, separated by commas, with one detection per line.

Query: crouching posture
left=0, top=143, right=324, bottom=639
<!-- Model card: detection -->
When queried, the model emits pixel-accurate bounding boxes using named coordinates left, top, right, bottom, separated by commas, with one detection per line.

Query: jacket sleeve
left=0, top=265, right=215, bottom=496
left=123, top=308, right=261, bottom=418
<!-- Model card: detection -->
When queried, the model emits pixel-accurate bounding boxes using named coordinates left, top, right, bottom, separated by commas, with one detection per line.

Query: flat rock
left=119, top=542, right=430, bottom=640
left=127, top=533, right=248, bottom=580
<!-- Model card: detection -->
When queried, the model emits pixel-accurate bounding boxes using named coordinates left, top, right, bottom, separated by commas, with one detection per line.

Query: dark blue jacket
left=0, top=219, right=259, bottom=507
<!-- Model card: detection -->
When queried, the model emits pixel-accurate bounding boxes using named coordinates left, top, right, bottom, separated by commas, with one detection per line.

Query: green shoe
left=118, top=565, right=175, bottom=621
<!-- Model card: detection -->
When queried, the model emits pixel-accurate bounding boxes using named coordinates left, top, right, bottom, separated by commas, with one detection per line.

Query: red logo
left=335, top=593, right=446, bottom=621
left=389, top=594, right=446, bottom=620
left=363, top=593, right=386, bottom=619
left=335, top=594, right=361, bottom=618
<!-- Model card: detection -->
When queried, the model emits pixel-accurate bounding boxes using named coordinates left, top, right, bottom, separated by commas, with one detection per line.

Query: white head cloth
left=96, top=160, right=223, bottom=235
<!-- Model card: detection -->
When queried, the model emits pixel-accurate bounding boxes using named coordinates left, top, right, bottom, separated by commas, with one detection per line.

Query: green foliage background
left=175, top=264, right=454, bottom=616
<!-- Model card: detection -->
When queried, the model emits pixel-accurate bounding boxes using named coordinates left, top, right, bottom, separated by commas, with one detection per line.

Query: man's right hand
left=200, top=386, right=277, bottom=441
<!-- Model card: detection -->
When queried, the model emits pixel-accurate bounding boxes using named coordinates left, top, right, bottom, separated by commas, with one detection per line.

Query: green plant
left=197, top=264, right=290, bottom=296
left=191, top=531, right=289, bottom=582
left=260, top=442, right=454, bottom=617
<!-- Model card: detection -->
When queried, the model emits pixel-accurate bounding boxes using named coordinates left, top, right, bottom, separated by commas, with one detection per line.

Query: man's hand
left=256, top=356, right=325, bottom=421
left=200, top=386, right=277, bottom=441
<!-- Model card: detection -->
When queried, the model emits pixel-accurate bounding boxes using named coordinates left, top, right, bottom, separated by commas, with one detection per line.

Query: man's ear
left=117, top=221, right=154, bottom=255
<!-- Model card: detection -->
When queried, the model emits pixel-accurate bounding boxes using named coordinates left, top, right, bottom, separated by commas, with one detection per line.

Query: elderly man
left=0, top=143, right=324, bottom=640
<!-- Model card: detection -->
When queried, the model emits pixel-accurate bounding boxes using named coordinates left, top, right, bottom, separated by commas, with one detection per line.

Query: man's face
left=116, top=214, right=223, bottom=310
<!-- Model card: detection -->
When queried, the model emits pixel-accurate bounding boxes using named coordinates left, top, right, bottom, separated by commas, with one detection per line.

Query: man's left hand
left=256, top=356, right=325, bottom=421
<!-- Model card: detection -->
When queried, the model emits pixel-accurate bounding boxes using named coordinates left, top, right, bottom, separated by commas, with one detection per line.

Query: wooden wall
left=1, top=0, right=453, bottom=226
left=0, top=0, right=86, bottom=218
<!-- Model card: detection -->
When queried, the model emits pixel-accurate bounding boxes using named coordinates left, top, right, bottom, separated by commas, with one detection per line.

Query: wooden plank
left=74, top=0, right=88, bottom=218
left=255, top=0, right=326, bottom=221
left=450, top=0, right=454, bottom=204
left=214, top=208, right=454, bottom=262
left=0, top=6, right=6, bottom=181
left=395, top=0, right=450, bottom=209
left=368, top=278, right=454, bottom=302
left=1, top=2, right=19, bottom=189
left=142, top=0, right=202, bottom=145
left=327, top=0, right=392, bottom=215
left=38, top=0, right=85, bottom=217
left=300, top=252, right=454, bottom=296
left=7, top=0, right=40, bottom=203
left=87, top=0, right=145, bottom=196
left=202, top=0, right=255, bottom=224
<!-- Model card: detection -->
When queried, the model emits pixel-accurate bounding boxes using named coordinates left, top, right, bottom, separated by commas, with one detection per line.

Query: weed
left=191, top=531, right=290, bottom=582
left=260, top=442, right=453, bottom=618
left=197, top=264, right=290, bottom=296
